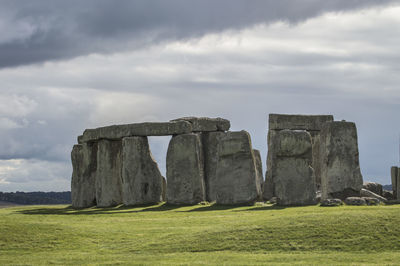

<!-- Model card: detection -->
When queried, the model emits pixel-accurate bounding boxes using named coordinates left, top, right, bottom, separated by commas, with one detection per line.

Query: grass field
left=1, top=203, right=400, bottom=265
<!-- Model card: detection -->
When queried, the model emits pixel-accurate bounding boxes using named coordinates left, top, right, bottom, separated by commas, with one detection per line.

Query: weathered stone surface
left=166, top=133, right=205, bottom=204
left=362, top=197, right=381, bottom=205
left=77, top=135, right=83, bottom=144
left=345, top=197, right=366, bottom=206
left=391, top=166, right=399, bottom=199
left=262, top=172, right=274, bottom=201
left=316, top=190, right=322, bottom=203
left=202, top=132, right=224, bottom=202
left=71, top=143, right=97, bottom=208
left=215, top=131, right=259, bottom=205
left=320, top=121, right=363, bottom=200
left=121, top=137, right=163, bottom=206
left=267, top=114, right=333, bottom=189
left=96, top=139, right=123, bottom=207
left=383, top=190, right=395, bottom=200
left=162, top=177, right=167, bottom=202
left=81, top=121, right=192, bottom=142
left=269, top=114, right=334, bottom=131
left=320, top=198, right=343, bottom=207
left=360, top=188, right=387, bottom=203
left=253, top=149, right=263, bottom=201
left=269, top=130, right=316, bottom=206
left=172, top=117, right=230, bottom=132
left=363, top=182, right=383, bottom=196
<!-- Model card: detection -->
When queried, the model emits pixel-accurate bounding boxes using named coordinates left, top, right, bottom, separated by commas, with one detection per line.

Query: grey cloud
left=0, top=0, right=397, bottom=68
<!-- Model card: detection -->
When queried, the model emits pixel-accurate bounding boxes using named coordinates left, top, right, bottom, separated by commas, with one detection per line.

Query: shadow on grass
left=15, top=202, right=291, bottom=215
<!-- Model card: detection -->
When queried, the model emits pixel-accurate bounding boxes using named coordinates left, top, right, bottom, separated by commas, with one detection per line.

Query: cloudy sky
left=0, top=0, right=399, bottom=192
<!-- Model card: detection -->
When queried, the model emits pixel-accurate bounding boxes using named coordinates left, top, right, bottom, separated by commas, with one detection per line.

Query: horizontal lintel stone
left=171, top=117, right=230, bottom=132
left=81, top=121, right=192, bottom=142
left=269, top=114, right=334, bottom=131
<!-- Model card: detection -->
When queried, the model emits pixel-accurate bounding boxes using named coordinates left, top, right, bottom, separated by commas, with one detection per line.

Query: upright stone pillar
left=266, top=114, right=334, bottom=190
left=215, top=131, right=259, bottom=205
left=202, top=131, right=224, bottom=202
left=253, top=149, right=263, bottom=200
left=269, top=130, right=316, bottom=205
left=96, top=139, right=123, bottom=207
left=71, top=142, right=97, bottom=208
left=121, top=136, right=163, bottom=206
left=391, top=166, right=399, bottom=199
left=166, top=133, right=205, bottom=204
left=320, top=121, right=363, bottom=200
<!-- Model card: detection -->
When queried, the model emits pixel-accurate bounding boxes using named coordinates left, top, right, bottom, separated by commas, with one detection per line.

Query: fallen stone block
left=81, top=121, right=192, bottom=142
left=215, top=131, right=259, bottom=205
left=269, top=130, right=316, bottom=206
left=166, top=133, right=206, bottom=204
left=345, top=197, right=366, bottom=206
left=360, top=188, right=387, bottom=203
left=363, top=182, right=383, bottom=196
left=121, top=137, right=163, bottom=206
left=96, top=139, right=123, bottom=207
left=320, top=198, right=343, bottom=207
left=362, top=197, right=380, bottom=205
left=320, top=121, right=363, bottom=200
left=383, top=190, right=395, bottom=200
left=71, top=143, right=97, bottom=208
left=171, top=117, right=230, bottom=132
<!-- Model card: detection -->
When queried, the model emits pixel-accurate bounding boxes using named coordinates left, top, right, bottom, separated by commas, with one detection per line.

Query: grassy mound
left=1, top=203, right=400, bottom=265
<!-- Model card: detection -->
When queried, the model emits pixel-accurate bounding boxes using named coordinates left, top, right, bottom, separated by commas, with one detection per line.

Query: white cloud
left=0, top=159, right=71, bottom=192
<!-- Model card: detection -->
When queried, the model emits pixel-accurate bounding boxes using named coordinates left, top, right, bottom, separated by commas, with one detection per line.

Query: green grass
left=1, top=203, right=400, bottom=265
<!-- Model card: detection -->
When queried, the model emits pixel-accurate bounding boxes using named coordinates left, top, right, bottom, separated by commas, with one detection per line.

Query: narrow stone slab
left=391, top=166, right=399, bottom=199
left=215, top=131, right=259, bottom=205
left=270, top=130, right=316, bottom=206
left=81, top=121, right=192, bottom=142
left=253, top=149, right=263, bottom=201
left=71, top=143, right=97, bottom=208
left=269, top=114, right=334, bottom=131
left=171, top=117, right=230, bottom=132
left=202, top=132, right=224, bottom=202
left=121, top=137, right=163, bottom=206
left=166, top=133, right=206, bottom=204
left=96, top=139, right=123, bottom=207
left=320, top=121, right=363, bottom=200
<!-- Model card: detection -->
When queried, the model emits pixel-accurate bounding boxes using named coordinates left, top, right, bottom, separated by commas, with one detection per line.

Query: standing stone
left=166, top=133, right=205, bottom=204
left=320, top=121, right=363, bottom=200
left=267, top=114, right=334, bottom=188
left=71, top=143, right=97, bottom=208
left=262, top=170, right=274, bottom=201
left=162, top=177, right=167, bottom=202
left=202, top=132, right=224, bottom=202
left=121, top=137, right=163, bottom=206
left=253, top=149, right=263, bottom=201
left=215, top=131, right=259, bottom=205
left=391, top=166, right=399, bottom=199
left=96, top=139, right=123, bottom=207
left=269, top=130, right=316, bottom=206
